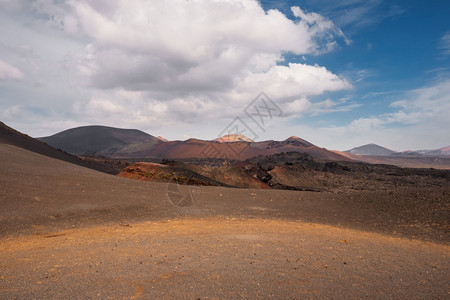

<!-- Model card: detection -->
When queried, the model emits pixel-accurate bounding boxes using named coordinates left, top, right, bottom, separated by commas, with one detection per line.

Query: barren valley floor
left=0, top=144, right=449, bottom=298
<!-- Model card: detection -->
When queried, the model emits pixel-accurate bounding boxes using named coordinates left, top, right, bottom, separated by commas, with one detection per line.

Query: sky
left=0, top=0, right=449, bottom=151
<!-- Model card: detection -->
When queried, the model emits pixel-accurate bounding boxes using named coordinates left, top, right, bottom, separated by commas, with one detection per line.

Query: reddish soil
left=118, top=162, right=229, bottom=187
left=1, top=218, right=448, bottom=299
left=121, top=152, right=449, bottom=194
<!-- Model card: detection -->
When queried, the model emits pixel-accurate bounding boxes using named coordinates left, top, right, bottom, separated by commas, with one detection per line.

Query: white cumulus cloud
left=0, top=0, right=353, bottom=137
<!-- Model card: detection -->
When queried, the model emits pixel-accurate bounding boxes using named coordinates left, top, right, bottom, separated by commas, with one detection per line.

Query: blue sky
left=0, top=0, right=449, bottom=150
left=261, top=0, right=450, bottom=131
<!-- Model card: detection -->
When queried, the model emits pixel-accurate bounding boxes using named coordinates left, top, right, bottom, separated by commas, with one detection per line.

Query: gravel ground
left=0, top=144, right=449, bottom=298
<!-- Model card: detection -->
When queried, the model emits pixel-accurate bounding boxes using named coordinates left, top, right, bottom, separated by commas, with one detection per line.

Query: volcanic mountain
left=213, top=134, right=254, bottom=143
left=346, top=143, right=395, bottom=156
left=39, top=125, right=161, bottom=156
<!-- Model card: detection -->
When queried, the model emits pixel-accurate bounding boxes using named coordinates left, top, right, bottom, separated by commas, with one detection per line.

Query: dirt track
left=1, top=144, right=449, bottom=298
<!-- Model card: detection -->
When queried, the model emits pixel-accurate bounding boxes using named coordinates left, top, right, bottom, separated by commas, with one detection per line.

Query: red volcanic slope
left=213, top=134, right=254, bottom=143
left=141, top=138, right=351, bottom=161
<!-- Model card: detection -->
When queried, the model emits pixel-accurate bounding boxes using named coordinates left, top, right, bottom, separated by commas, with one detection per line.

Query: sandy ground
left=1, top=144, right=449, bottom=298
left=1, top=219, right=448, bottom=299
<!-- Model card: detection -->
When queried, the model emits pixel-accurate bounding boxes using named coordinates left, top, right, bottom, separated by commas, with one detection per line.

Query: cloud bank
left=0, top=0, right=351, bottom=133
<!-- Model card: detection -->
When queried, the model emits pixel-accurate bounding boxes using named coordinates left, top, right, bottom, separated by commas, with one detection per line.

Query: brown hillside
left=0, top=121, right=84, bottom=166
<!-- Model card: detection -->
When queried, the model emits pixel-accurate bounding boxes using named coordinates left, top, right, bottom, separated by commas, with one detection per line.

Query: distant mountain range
left=415, top=146, right=450, bottom=156
left=346, top=143, right=450, bottom=156
left=38, top=125, right=350, bottom=161
left=1, top=122, right=449, bottom=170
left=37, top=126, right=449, bottom=161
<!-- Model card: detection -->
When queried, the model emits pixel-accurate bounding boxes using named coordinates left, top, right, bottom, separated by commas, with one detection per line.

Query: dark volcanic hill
left=0, top=121, right=84, bottom=166
left=0, top=122, right=129, bottom=174
left=346, top=143, right=395, bottom=156
left=39, top=125, right=160, bottom=155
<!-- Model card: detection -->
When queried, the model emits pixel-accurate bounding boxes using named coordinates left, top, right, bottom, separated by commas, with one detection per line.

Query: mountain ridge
left=39, top=125, right=350, bottom=161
